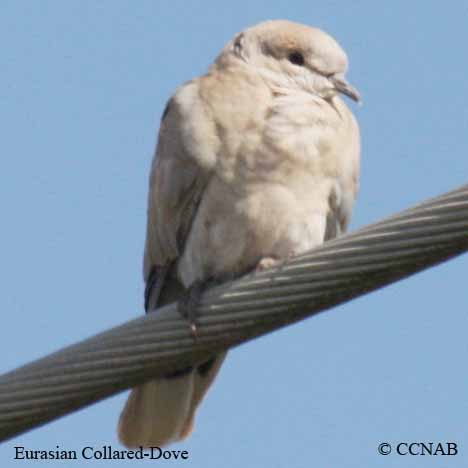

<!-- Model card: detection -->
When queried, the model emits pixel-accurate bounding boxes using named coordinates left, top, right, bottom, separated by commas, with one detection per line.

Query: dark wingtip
left=161, top=99, right=171, bottom=122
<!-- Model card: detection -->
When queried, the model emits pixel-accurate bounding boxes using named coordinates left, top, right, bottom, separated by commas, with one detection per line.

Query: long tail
left=118, top=353, right=226, bottom=448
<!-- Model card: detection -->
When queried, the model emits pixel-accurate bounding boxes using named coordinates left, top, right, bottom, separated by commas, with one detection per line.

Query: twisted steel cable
left=0, top=184, right=467, bottom=442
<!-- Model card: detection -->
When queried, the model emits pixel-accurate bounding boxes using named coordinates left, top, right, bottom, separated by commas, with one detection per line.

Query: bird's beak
left=330, top=74, right=361, bottom=103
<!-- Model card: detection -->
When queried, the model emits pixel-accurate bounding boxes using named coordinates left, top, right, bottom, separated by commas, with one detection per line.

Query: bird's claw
left=178, top=278, right=213, bottom=338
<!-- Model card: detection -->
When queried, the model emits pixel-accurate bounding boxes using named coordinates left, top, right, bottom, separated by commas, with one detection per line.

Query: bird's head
left=216, top=20, right=361, bottom=103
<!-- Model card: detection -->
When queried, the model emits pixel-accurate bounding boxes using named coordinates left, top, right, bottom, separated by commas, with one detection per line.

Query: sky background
left=1, top=1, right=467, bottom=467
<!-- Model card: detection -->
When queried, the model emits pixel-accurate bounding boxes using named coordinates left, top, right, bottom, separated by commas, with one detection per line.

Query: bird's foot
left=177, top=278, right=214, bottom=338
left=256, top=253, right=297, bottom=272
left=255, top=256, right=281, bottom=271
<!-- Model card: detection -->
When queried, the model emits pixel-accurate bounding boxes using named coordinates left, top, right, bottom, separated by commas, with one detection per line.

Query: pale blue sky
left=1, top=1, right=467, bottom=467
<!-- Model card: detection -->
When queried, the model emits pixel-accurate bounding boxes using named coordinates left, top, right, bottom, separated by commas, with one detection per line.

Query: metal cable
left=0, top=184, right=467, bottom=442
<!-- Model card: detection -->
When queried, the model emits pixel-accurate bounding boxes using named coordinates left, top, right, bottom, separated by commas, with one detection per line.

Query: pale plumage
left=118, top=19, right=360, bottom=448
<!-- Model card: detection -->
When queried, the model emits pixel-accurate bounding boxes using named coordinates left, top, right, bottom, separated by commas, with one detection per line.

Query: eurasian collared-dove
left=118, top=19, right=361, bottom=448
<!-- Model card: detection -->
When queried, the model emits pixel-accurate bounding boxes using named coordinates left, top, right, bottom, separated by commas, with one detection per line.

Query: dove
left=118, top=19, right=360, bottom=448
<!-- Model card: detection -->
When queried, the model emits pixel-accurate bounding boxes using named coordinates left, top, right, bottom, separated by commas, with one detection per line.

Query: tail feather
left=179, top=352, right=227, bottom=438
left=118, top=353, right=227, bottom=448
left=118, top=374, right=194, bottom=448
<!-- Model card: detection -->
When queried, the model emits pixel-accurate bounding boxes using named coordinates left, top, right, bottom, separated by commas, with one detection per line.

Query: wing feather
left=143, top=83, right=218, bottom=309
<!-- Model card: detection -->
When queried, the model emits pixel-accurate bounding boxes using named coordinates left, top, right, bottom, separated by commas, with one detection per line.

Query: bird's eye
left=288, top=51, right=305, bottom=66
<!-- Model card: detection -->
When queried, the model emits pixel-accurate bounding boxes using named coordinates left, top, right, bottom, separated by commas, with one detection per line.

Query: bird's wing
left=325, top=102, right=361, bottom=240
left=143, top=81, right=218, bottom=311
